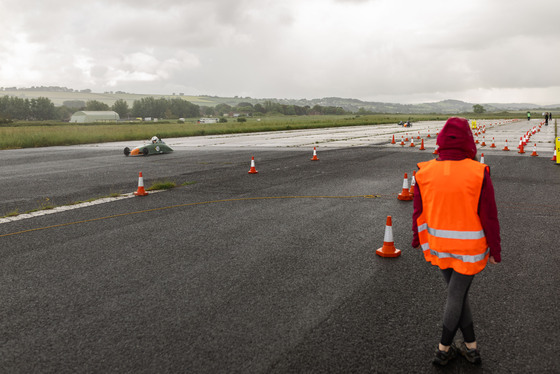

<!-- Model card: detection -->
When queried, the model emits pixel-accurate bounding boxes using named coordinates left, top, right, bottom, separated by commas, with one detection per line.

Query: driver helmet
left=151, top=136, right=158, bottom=143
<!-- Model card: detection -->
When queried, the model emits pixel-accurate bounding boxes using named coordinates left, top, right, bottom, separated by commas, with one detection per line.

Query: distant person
left=527, top=111, right=531, bottom=121
left=411, top=117, right=502, bottom=367
left=549, top=112, right=553, bottom=122
left=545, top=112, right=549, bottom=126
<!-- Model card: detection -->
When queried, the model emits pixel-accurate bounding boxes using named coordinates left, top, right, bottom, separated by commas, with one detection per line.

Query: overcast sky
left=1, top=0, right=559, bottom=104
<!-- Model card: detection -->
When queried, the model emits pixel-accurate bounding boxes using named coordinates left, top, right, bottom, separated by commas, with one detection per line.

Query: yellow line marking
left=0, top=195, right=384, bottom=238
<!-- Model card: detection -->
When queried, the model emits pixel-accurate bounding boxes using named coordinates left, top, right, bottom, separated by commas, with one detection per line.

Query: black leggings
left=440, top=268, right=476, bottom=346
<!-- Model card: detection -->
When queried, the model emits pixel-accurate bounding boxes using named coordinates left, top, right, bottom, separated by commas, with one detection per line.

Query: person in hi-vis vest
left=412, top=117, right=502, bottom=367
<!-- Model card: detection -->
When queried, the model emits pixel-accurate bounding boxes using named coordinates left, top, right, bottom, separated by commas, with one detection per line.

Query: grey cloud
left=2, top=0, right=560, bottom=104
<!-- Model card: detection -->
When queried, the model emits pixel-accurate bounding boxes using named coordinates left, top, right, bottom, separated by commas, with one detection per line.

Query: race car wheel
left=124, top=147, right=130, bottom=156
left=142, top=148, right=149, bottom=156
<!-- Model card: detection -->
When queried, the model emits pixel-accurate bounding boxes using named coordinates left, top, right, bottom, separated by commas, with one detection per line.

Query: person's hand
left=489, top=256, right=498, bottom=264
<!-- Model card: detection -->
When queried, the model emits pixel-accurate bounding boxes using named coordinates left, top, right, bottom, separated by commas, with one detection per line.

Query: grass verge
left=147, top=181, right=177, bottom=191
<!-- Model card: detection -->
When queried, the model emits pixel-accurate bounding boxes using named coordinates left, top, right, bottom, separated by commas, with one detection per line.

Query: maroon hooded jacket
left=411, top=117, right=502, bottom=262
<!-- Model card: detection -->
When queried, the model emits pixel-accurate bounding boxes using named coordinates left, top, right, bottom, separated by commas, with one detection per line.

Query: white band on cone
left=383, top=226, right=393, bottom=242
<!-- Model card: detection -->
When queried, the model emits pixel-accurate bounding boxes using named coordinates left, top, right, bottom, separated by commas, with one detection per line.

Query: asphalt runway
left=1, top=120, right=559, bottom=373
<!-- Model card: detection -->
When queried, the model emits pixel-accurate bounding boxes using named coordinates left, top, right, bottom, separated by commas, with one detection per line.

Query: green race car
left=124, top=136, right=174, bottom=156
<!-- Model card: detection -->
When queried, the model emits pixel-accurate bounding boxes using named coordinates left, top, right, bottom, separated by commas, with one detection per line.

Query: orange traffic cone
left=311, top=147, right=319, bottom=161
left=410, top=138, right=415, bottom=147
left=391, top=135, right=396, bottom=144
left=248, top=156, right=258, bottom=174
left=376, top=216, right=402, bottom=258
left=480, top=153, right=485, bottom=164
left=400, top=135, right=405, bottom=146
left=490, top=137, right=496, bottom=148
left=481, top=136, right=486, bottom=146
left=518, top=143, right=525, bottom=154
left=530, top=144, right=538, bottom=157
left=502, top=139, right=510, bottom=151
left=397, top=173, right=414, bottom=201
left=419, top=139, right=425, bottom=150
left=551, top=148, right=557, bottom=162
left=433, top=143, right=439, bottom=155
left=133, top=172, right=149, bottom=196
left=409, top=170, right=416, bottom=196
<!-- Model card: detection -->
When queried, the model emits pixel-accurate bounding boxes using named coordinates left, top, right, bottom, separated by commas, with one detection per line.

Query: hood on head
left=436, top=117, right=477, bottom=159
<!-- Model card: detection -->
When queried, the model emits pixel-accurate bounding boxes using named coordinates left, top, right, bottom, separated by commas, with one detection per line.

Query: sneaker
left=456, top=341, right=482, bottom=365
left=432, top=345, right=457, bottom=366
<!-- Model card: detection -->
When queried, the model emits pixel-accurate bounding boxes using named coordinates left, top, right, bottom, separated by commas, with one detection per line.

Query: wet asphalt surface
left=0, top=121, right=559, bottom=373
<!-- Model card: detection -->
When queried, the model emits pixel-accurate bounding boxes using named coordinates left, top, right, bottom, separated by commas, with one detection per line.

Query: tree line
left=0, top=95, right=350, bottom=122
left=0, top=96, right=58, bottom=121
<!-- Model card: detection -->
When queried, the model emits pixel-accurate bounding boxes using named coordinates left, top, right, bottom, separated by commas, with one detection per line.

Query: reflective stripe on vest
left=420, top=243, right=489, bottom=263
left=417, top=223, right=485, bottom=240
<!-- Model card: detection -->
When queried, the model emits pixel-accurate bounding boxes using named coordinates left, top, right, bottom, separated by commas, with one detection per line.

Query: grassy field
left=0, top=113, right=522, bottom=150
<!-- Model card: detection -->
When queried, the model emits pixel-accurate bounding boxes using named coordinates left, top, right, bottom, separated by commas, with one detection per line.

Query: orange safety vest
left=415, top=159, right=489, bottom=275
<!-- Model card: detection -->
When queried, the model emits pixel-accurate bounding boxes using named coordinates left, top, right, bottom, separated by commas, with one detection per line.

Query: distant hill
left=0, top=88, right=216, bottom=107
left=273, top=98, right=560, bottom=114
left=1, top=87, right=559, bottom=114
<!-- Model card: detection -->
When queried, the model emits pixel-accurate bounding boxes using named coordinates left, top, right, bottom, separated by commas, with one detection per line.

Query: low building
left=70, top=111, right=120, bottom=123
left=197, top=118, right=219, bottom=124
